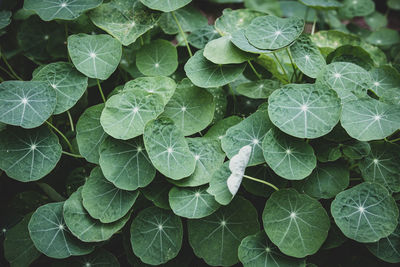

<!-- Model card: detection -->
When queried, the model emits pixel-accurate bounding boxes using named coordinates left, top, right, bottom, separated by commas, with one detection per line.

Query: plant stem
left=45, top=121, right=74, bottom=152
left=311, top=17, right=317, bottom=35
left=0, top=76, right=3, bottom=82
left=0, top=65, right=15, bottom=79
left=62, top=151, right=84, bottom=158
left=243, top=175, right=279, bottom=191
left=65, top=23, right=71, bottom=63
left=140, top=36, right=144, bottom=46
left=388, top=137, right=400, bottom=143
left=36, top=182, right=66, bottom=201
left=0, top=51, right=23, bottom=80
left=227, top=83, right=237, bottom=114
left=97, top=79, right=106, bottom=103
left=247, top=61, right=262, bottom=80
left=272, top=52, right=289, bottom=82
left=285, top=48, right=297, bottom=82
left=67, top=110, right=74, bottom=132
left=171, top=11, right=193, bottom=57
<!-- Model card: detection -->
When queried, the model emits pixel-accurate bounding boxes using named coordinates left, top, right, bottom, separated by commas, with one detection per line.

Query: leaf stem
left=62, top=151, right=84, bottom=158
left=311, top=17, right=317, bottom=35
left=0, top=76, right=3, bottom=82
left=97, top=79, right=106, bottom=103
left=45, top=121, right=73, bottom=152
left=243, top=174, right=279, bottom=191
left=171, top=11, right=193, bottom=57
left=227, top=83, right=237, bottom=114
left=0, top=50, right=23, bottom=80
left=272, top=52, right=289, bottom=83
left=247, top=60, right=262, bottom=80
left=36, top=182, right=66, bottom=201
left=285, top=48, right=297, bottom=82
left=67, top=110, right=74, bottom=132
left=0, top=65, right=15, bottom=79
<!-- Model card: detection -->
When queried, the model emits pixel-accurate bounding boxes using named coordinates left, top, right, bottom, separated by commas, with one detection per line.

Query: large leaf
left=0, top=126, right=61, bottom=182
left=263, top=189, right=330, bottom=258
left=369, top=65, right=400, bottom=105
left=0, top=81, right=56, bottom=128
left=130, top=206, right=183, bottom=265
left=331, top=182, right=399, bottom=243
left=140, top=0, right=191, bottom=12
left=204, top=36, right=256, bottom=64
left=32, top=62, right=88, bottom=114
left=188, top=196, right=260, bottom=266
left=68, top=33, right=122, bottom=80
left=28, top=202, right=94, bottom=259
left=24, top=0, right=102, bottom=21
left=339, top=0, right=375, bottom=18
left=82, top=167, right=139, bottom=223
left=143, top=117, right=196, bottom=180
left=188, top=25, right=220, bottom=49
left=89, top=0, right=160, bottom=46
left=268, top=83, right=341, bottom=139
left=99, top=137, right=156, bottom=190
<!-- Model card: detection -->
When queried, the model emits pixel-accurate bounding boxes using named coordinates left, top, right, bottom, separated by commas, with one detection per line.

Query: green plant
left=1, top=0, right=400, bottom=266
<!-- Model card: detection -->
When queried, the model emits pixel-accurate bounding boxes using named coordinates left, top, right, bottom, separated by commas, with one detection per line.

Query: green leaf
left=188, top=25, right=220, bottom=49
left=295, top=162, right=350, bottom=199
left=89, top=0, right=160, bottom=46
left=4, top=213, right=41, bottom=267
left=0, top=81, right=56, bottom=128
left=130, top=206, right=183, bottom=264
left=230, top=30, right=270, bottom=54
left=388, top=0, right=400, bottom=10
left=143, top=117, right=196, bottom=180
left=62, top=249, right=120, bottom=267
left=184, top=50, right=246, bottom=88
left=76, top=104, right=108, bottom=164
left=159, top=4, right=206, bottom=35
left=139, top=0, right=191, bottom=12
left=205, top=115, right=242, bottom=140
left=341, top=140, right=371, bottom=159
left=280, top=1, right=316, bottom=22
left=136, top=39, right=178, bottom=76
left=0, top=10, right=11, bottom=29
left=299, top=0, right=342, bottom=9
left=28, top=202, right=94, bottom=259
left=172, top=137, right=225, bottom=187
left=369, top=65, right=400, bottom=105
left=365, top=11, right=388, bottom=31
left=340, top=98, right=400, bottom=141
left=68, top=33, right=122, bottom=80
left=268, top=83, right=341, bottom=139
left=141, top=176, right=172, bottom=209
left=82, top=167, right=139, bottom=223
left=326, top=45, right=374, bottom=71
left=169, top=185, right=220, bottom=218
left=331, top=182, right=399, bottom=243
left=359, top=142, right=400, bottom=193
left=0, top=126, right=61, bottom=182
left=236, top=79, right=281, bottom=99
left=262, top=128, right=316, bottom=180
left=100, top=90, right=165, bottom=140
left=340, top=0, right=375, bottom=18
left=188, top=196, right=260, bottom=266
left=245, top=16, right=304, bottom=50
left=207, top=161, right=234, bottom=205
left=162, top=79, right=215, bottom=135
left=310, top=139, right=341, bottom=162
left=204, top=36, right=256, bottom=64
left=215, top=8, right=264, bottom=36
left=99, top=137, right=156, bottom=190
left=63, top=187, right=130, bottom=242
left=238, top=231, right=305, bottom=267
left=290, top=34, right=326, bottom=78
left=24, top=0, right=102, bottom=21
left=263, top=188, right=330, bottom=258
left=221, top=104, right=272, bottom=166
left=32, top=62, right=88, bottom=115
left=366, top=28, right=400, bottom=47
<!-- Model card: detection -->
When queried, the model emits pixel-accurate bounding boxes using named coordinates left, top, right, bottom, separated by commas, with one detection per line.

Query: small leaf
left=205, top=115, right=243, bottom=140
left=339, top=0, right=375, bottom=18
left=369, top=65, right=400, bottom=105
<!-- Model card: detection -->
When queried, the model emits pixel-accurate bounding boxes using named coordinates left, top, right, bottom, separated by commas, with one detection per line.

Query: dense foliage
left=1, top=0, right=400, bottom=266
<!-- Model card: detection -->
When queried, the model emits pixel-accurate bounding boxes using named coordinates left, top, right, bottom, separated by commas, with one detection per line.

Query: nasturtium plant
left=1, top=0, right=400, bottom=266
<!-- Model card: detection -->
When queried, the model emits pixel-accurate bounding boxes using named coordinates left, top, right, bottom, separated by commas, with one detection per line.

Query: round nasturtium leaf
left=365, top=11, right=388, bottom=31
left=63, top=187, right=130, bottom=242
left=0, top=81, right=56, bottom=128
left=238, top=231, right=305, bottom=267
left=245, top=15, right=304, bottom=50
left=299, top=0, right=342, bottom=9
left=230, top=30, right=270, bottom=54
left=290, top=34, right=326, bottom=78
left=341, top=140, right=371, bottom=159
left=140, top=0, right=191, bottom=12
left=263, top=189, right=330, bottom=258
left=82, top=167, right=139, bottom=223
left=184, top=50, right=246, bottom=88
left=24, top=0, right=102, bottom=21
left=99, top=137, right=156, bottom=190
left=388, top=0, right=400, bottom=10
left=359, top=142, right=400, bottom=193
left=0, top=126, right=62, bottom=182
left=136, top=39, right=178, bottom=76
left=143, top=117, right=196, bottom=180
left=215, top=8, right=264, bottom=36
left=203, top=36, right=256, bottom=64
left=207, top=161, right=234, bottom=205
left=296, top=162, right=350, bottom=199
left=123, top=76, right=176, bottom=104
left=316, top=62, right=372, bottom=102
left=32, top=62, right=88, bottom=115
left=68, top=33, right=122, bottom=80
left=62, top=249, right=120, bottom=267
left=162, top=79, right=215, bottom=136
left=236, top=79, right=281, bottom=99
left=141, top=176, right=172, bottom=209
left=89, top=0, right=161, bottom=46
left=340, top=98, right=400, bottom=141
left=28, top=202, right=94, bottom=259
left=205, top=115, right=243, bottom=140
left=188, top=196, right=260, bottom=266
left=188, top=25, right=220, bottom=49
left=76, top=104, right=108, bottom=164
left=339, top=0, right=375, bottom=18
left=331, top=182, right=399, bottom=243
left=369, top=65, right=400, bottom=105
left=262, top=129, right=317, bottom=180
left=100, top=90, right=165, bottom=140
left=222, top=104, right=272, bottom=166
left=130, top=206, right=183, bottom=265
left=326, top=45, right=374, bottom=71
left=169, top=185, right=220, bottom=218
left=159, top=4, right=206, bottom=35
left=268, top=83, right=341, bottom=139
